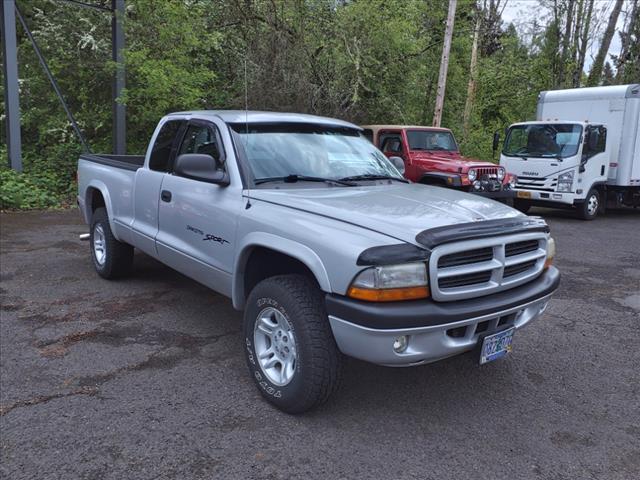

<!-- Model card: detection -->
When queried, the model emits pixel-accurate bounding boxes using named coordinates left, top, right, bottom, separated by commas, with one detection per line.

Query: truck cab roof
left=166, top=110, right=361, bottom=129
left=361, top=125, right=452, bottom=133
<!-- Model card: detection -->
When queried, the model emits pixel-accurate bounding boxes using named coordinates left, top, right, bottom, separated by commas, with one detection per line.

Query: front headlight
left=557, top=171, right=574, bottom=192
left=509, top=175, right=517, bottom=188
left=347, top=262, right=429, bottom=302
left=497, top=167, right=505, bottom=180
left=544, top=237, right=556, bottom=269
left=468, top=169, right=477, bottom=182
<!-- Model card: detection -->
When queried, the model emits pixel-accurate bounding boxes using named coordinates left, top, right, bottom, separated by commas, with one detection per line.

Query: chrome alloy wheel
left=586, top=194, right=599, bottom=216
left=253, top=307, right=297, bottom=386
left=93, top=224, right=106, bottom=266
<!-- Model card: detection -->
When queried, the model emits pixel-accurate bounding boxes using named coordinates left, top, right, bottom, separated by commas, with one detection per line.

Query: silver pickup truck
left=78, top=111, right=560, bottom=413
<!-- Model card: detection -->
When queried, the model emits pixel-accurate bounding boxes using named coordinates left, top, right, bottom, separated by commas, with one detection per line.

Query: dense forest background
left=1, top=0, right=639, bottom=208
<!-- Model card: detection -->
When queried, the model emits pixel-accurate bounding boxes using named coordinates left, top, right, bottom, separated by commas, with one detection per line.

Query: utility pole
left=463, top=2, right=480, bottom=138
left=433, top=0, right=457, bottom=128
left=112, top=0, right=126, bottom=155
left=1, top=0, right=22, bottom=171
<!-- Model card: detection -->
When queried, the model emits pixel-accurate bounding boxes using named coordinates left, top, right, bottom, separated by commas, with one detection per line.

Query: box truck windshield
left=503, top=124, right=582, bottom=159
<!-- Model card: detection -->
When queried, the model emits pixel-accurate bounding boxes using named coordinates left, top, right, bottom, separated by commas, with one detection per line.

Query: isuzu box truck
left=497, top=84, right=640, bottom=219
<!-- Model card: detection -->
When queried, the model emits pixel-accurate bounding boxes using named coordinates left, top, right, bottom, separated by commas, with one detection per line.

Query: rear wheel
left=243, top=275, right=342, bottom=414
left=90, top=207, right=134, bottom=279
left=577, top=188, right=600, bottom=220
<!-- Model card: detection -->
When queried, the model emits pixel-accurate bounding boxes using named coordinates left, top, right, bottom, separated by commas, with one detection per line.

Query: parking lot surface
left=1, top=208, right=639, bottom=479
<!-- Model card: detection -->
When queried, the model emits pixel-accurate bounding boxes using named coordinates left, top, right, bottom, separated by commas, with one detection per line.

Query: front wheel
left=576, top=188, right=600, bottom=220
left=243, top=275, right=342, bottom=414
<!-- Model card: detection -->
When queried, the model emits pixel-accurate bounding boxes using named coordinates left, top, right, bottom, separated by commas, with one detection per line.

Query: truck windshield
left=406, top=130, right=457, bottom=151
left=230, top=123, right=404, bottom=183
left=503, top=124, right=582, bottom=158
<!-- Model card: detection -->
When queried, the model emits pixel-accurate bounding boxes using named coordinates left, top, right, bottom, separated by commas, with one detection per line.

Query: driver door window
left=177, top=123, right=225, bottom=171
left=379, top=133, right=403, bottom=156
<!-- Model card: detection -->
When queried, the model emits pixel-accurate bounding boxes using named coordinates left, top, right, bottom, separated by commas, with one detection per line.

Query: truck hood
left=249, top=184, right=522, bottom=245
left=410, top=151, right=497, bottom=169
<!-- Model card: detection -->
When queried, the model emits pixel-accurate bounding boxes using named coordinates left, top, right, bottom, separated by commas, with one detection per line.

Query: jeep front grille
left=429, top=232, right=548, bottom=301
left=475, top=167, right=498, bottom=178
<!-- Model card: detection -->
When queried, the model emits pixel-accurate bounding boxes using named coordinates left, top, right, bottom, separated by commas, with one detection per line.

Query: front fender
left=232, top=232, right=332, bottom=310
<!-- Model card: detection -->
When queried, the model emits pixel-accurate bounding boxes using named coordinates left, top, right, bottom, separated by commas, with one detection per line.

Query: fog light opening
left=393, top=335, right=409, bottom=353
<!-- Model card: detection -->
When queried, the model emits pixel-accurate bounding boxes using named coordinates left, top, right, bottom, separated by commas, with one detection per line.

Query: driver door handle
left=161, top=190, right=172, bottom=202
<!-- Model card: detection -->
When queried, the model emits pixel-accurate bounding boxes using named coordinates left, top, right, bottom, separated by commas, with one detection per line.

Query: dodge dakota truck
left=78, top=111, right=560, bottom=413
left=362, top=124, right=516, bottom=200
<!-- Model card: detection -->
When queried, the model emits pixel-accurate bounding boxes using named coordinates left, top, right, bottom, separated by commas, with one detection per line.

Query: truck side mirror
left=492, top=132, right=500, bottom=153
left=174, top=154, right=230, bottom=186
left=388, top=156, right=405, bottom=175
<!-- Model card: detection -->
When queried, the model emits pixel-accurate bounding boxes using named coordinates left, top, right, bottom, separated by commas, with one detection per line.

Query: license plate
left=516, top=191, right=531, bottom=199
left=480, top=327, right=515, bottom=365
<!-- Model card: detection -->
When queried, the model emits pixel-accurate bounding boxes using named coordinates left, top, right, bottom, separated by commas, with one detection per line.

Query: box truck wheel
left=577, top=188, right=600, bottom=220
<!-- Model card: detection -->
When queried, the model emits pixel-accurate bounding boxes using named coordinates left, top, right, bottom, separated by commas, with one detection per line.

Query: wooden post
left=433, top=0, right=457, bottom=128
left=463, top=3, right=480, bottom=138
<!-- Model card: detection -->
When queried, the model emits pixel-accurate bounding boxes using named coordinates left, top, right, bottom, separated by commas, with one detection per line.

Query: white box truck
left=497, top=84, right=640, bottom=219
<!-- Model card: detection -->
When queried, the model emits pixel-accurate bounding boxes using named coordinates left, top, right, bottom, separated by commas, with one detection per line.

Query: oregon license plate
left=480, top=327, right=515, bottom=365
left=516, top=191, right=532, bottom=199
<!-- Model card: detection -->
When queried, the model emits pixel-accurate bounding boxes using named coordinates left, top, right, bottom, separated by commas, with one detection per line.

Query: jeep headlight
left=468, top=169, right=477, bottom=182
left=557, top=171, right=574, bottom=192
left=347, top=263, right=429, bottom=302
left=497, top=167, right=505, bottom=180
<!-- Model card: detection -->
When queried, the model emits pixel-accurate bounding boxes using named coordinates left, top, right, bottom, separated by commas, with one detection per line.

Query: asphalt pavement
left=1, top=207, right=639, bottom=480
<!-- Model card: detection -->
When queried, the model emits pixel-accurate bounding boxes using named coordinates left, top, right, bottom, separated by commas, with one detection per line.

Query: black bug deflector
left=415, top=217, right=549, bottom=249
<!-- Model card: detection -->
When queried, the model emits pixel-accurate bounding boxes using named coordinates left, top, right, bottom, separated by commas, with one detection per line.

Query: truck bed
left=80, top=153, right=145, bottom=171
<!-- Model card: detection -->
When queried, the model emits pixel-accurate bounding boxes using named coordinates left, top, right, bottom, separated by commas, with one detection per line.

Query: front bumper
left=326, top=267, right=559, bottom=366
left=472, top=189, right=515, bottom=199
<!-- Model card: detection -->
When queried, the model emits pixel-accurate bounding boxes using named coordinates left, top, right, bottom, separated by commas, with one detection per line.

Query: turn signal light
left=347, top=286, right=430, bottom=302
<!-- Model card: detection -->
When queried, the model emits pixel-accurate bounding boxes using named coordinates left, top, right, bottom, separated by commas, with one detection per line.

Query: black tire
left=90, top=207, right=134, bottom=279
left=243, top=275, right=343, bottom=414
left=513, top=199, right=531, bottom=214
left=576, top=188, right=600, bottom=220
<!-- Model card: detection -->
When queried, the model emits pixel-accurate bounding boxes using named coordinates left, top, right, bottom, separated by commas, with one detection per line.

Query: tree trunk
left=558, top=0, right=575, bottom=87
left=432, top=0, right=457, bottom=127
left=615, top=0, right=639, bottom=80
left=573, top=0, right=594, bottom=87
left=586, top=0, right=624, bottom=86
left=463, top=3, right=481, bottom=138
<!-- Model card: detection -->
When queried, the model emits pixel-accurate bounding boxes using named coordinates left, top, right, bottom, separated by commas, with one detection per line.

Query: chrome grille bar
left=429, top=232, right=548, bottom=301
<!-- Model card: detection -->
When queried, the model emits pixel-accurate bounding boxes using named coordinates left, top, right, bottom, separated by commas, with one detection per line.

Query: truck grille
left=515, top=176, right=557, bottom=192
left=429, top=233, right=548, bottom=301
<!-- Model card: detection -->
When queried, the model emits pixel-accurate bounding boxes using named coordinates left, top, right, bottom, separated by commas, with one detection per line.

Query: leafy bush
left=0, top=167, right=74, bottom=210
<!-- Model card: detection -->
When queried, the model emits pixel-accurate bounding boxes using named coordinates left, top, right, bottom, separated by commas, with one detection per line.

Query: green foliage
left=0, top=168, right=63, bottom=209
left=2, top=0, right=638, bottom=209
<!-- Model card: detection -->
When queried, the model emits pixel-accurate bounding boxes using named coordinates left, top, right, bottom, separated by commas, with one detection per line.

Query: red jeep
left=362, top=125, right=515, bottom=199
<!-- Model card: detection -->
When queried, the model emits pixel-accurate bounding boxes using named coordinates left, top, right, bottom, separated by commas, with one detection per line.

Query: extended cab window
left=149, top=120, right=184, bottom=171
left=178, top=123, right=225, bottom=170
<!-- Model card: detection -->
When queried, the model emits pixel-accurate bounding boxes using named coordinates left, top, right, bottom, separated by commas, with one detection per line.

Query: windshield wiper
left=254, top=174, right=357, bottom=186
left=338, top=174, right=409, bottom=183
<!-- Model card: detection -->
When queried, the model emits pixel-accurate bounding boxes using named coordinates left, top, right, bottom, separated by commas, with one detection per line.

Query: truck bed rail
left=80, top=153, right=145, bottom=171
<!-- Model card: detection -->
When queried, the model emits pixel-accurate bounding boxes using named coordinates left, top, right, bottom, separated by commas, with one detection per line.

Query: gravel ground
left=1, top=207, right=639, bottom=480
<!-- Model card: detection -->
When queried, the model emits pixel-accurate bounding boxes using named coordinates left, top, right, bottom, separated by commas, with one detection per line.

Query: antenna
left=244, top=57, right=252, bottom=209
